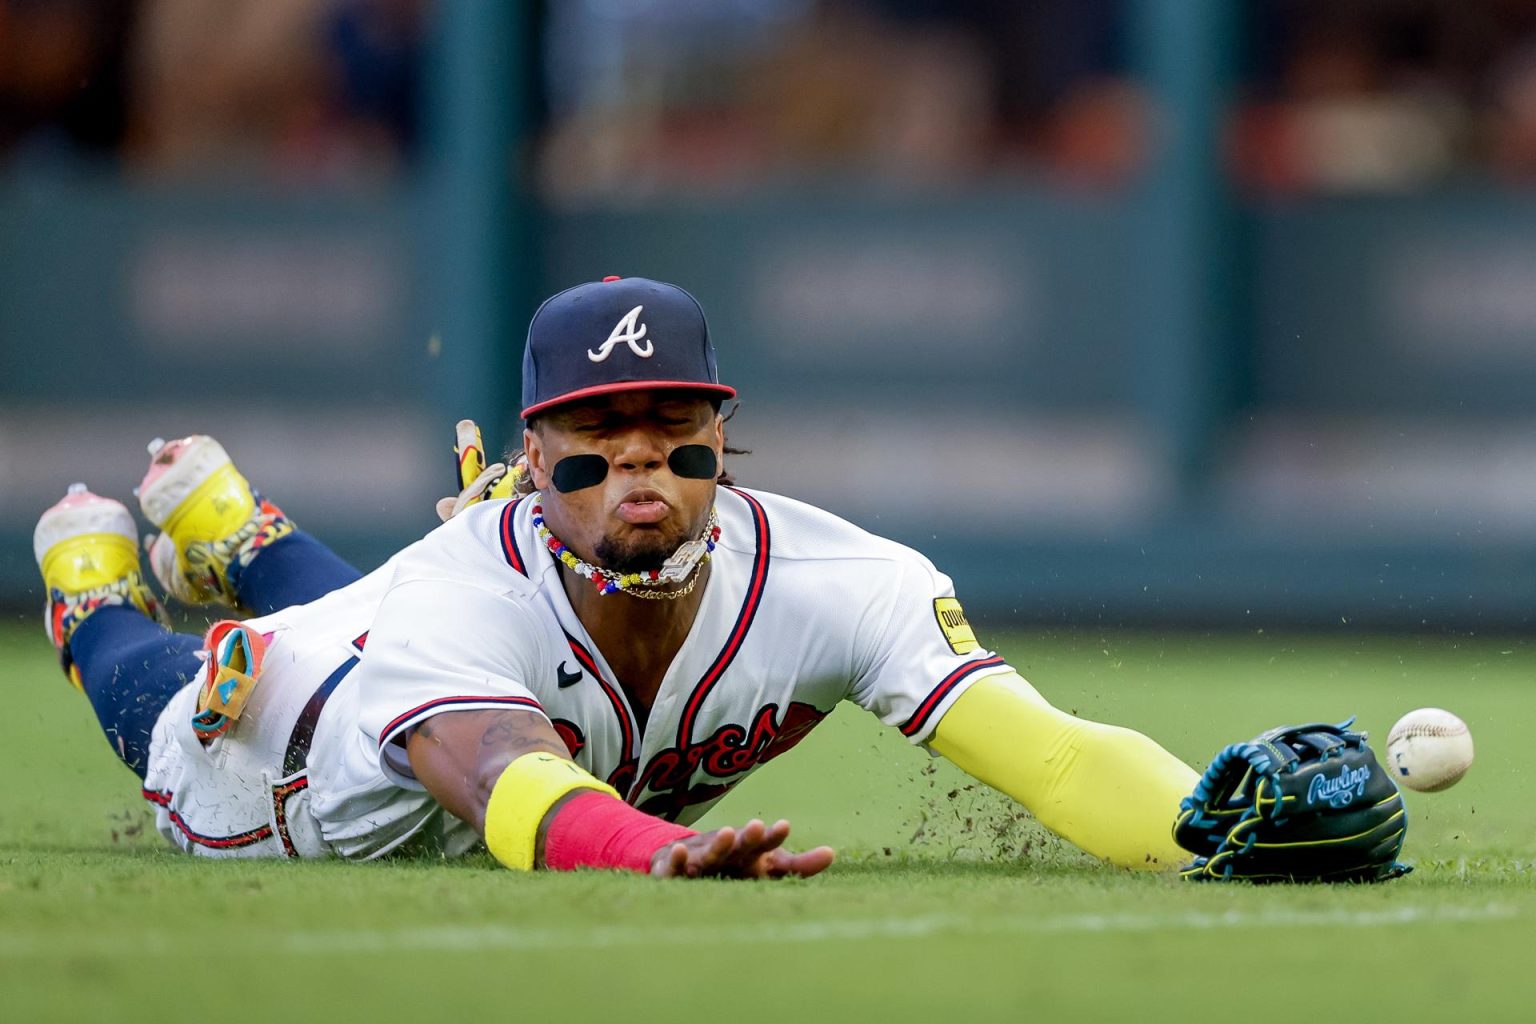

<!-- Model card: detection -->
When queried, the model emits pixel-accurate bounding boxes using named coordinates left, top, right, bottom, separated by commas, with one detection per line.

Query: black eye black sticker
left=551, top=454, right=609, bottom=492
left=667, top=444, right=718, bottom=480
left=549, top=445, right=718, bottom=492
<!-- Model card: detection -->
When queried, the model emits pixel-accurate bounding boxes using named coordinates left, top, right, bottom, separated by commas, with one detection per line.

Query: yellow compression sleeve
left=929, top=671, right=1198, bottom=870
left=482, top=752, right=620, bottom=871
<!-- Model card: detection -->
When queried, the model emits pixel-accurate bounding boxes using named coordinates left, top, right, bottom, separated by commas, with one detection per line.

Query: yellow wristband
left=482, top=752, right=620, bottom=871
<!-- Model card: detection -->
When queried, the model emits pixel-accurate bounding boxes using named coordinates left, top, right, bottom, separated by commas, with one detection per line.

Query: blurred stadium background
left=4, top=0, right=1536, bottom=629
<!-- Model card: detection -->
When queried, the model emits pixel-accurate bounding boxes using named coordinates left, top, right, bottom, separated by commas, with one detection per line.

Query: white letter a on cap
left=588, top=305, right=655, bottom=362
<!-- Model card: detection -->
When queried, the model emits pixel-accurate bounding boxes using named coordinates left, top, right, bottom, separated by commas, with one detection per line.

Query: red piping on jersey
left=674, top=487, right=770, bottom=748
left=169, top=814, right=273, bottom=850
left=272, top=775, right=310, bottom=859
left=565, top=632, right=637, bottom=768
left=141, top=787, right=275, bottom=849
left=379, top=694, right=544, bottom=750
left=500, top=497, right=527, bottom=575
left=899, top=654, right=1008, bottom=738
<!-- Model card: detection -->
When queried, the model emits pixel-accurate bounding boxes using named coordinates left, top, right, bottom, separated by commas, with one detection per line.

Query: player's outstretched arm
left=648, top=818, right=834, bottom=879
left=927, top=672, right=1198, bottom=871
left=407, top=709, right=832, bottom=878
left=406, top=708, right=567, bottom=830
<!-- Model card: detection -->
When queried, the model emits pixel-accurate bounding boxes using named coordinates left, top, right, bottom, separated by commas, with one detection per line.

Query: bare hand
left=650, top=819, right=835, bottom=880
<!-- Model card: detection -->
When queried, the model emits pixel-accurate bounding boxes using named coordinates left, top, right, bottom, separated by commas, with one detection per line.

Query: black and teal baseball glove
left=1173, top=720, right=1411, bottom=883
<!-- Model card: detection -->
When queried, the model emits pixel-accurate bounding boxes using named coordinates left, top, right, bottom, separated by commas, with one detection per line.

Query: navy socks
left=69, top=606, right=203, bottom=779
left=231, top=531, right=363, bottom=615
left=69, top=531, right=363, bottom=778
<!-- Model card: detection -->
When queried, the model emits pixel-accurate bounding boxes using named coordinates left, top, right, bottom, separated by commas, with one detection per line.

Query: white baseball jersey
left=142, top=487, right=1014, bottom=859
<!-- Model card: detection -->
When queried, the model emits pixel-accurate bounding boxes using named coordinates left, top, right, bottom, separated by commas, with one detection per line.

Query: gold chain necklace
left=617, top=565, right=705, bottom=600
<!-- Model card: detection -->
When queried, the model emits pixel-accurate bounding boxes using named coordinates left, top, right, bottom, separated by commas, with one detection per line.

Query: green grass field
left=2, top=620, right=1532, bottom=1022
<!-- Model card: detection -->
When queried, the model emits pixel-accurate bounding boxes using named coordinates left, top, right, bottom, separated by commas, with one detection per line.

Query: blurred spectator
left=1233, top=24, right=1464, bottom=194
left=0, top=0, right=134, bottom=166
left=28, top=0, right=1536, bottom=195
left=0, top=0, right=424, bottom=180
left=327, top=0, right=421, bottom=160
left=1489, top=42, right=1536, bottom=183
left=741, top=2, right=991, bottom=184
left=537, top=0, right=1145, bottom=200
left=1231, top=0, right=1536, bottom=194
left=129, top=0, right=424, bottom=181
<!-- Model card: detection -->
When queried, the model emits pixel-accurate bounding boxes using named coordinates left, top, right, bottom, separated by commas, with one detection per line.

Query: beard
left=593, top=524, right=692, bottom=574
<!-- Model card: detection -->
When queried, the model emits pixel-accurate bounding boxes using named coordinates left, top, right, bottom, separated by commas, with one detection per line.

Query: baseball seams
left=1388, top=722, right=1469, bottom=741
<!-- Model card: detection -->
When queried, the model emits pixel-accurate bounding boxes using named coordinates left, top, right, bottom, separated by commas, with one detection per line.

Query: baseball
left=1386, top=708, right=1474, bottom=792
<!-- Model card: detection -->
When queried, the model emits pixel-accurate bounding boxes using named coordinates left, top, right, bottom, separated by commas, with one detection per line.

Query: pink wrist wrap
left=542, top=790, right=697, bottom=872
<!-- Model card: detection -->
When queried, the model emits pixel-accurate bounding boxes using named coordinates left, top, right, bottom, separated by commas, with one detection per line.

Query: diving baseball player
left=33, top=276, right=1409, bottom=882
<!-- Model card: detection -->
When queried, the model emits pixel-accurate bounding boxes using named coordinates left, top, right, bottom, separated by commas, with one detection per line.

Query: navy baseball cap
left=519, top=276, right=737, bottom=420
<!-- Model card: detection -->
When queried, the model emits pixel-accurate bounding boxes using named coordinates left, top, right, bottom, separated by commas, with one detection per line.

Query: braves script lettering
left=632, top=702, right=828, bottom=819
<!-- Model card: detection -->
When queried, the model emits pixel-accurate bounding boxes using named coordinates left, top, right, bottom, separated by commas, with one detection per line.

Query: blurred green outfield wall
left=4, top=181, right=1536, bottom=627
left=0, top=181, right=442, bottom=609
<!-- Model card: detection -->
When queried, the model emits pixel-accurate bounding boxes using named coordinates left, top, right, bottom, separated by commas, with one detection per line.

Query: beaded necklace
left=531, top=500, right=721, bottom=599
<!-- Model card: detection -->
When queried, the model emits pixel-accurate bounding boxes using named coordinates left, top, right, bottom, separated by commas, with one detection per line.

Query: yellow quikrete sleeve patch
left=933, top=597, right=978, bottom=654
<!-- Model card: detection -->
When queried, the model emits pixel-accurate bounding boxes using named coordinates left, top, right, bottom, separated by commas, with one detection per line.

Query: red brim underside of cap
left=521, top=380, right=738, bottom=420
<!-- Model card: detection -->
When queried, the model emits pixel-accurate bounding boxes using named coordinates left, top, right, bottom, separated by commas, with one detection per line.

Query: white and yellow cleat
left=34, top=484, right=163, bottom=688
left=137, top=435, right=293, bottom=609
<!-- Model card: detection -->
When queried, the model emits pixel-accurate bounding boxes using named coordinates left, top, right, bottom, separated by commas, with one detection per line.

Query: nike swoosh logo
left=556, top=661, right=582, bottom=689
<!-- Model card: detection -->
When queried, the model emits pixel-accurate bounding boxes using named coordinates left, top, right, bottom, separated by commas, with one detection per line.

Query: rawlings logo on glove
left=1173, top=720, right=1411, bottom=883
left=1307, top=763, right=1372, bottom=808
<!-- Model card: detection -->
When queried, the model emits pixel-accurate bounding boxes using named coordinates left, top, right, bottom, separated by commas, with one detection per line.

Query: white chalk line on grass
left=0, top=902, right=1518, bottom=960
left=285, top=903, right=1519, bottom=955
